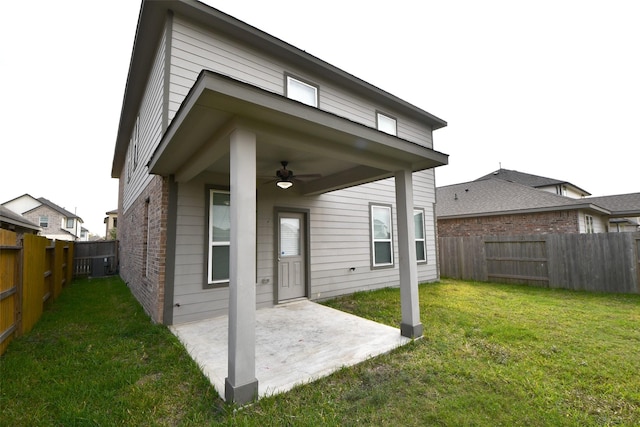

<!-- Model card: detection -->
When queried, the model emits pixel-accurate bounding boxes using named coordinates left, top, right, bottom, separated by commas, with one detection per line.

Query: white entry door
left=277, top=212, right=306, bottom=301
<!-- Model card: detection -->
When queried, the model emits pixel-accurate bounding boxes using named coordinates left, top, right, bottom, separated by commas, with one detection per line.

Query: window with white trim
left=207, top=190, right=231, bottom=286
left=66, top=218, right=74, bottom=229
left=133, top=116, right=139, bottom=169
left=286, top=75, right=318, bottom=107
left=585, top=214, right=594, bottom=233
left=39, top=216, right=49, bottom=228
left=414, top=209, right=427, bottom=263
left=371, top=204, right=394, bottom=267
left=377, top=112, right=397, bottom=136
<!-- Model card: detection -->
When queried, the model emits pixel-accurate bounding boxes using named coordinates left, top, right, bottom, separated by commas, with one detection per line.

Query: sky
left=1, top=1, right=638, bottom=236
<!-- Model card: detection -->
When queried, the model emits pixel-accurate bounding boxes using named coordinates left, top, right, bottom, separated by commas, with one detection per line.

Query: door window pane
left=280, top=218, right=300, bottom=257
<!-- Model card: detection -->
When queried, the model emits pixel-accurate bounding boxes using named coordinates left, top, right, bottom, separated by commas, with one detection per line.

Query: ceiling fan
left=271, top=161, right=321, bottom=189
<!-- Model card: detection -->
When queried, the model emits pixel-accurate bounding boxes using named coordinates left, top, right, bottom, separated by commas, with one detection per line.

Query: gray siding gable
left=112, top=0, right=445, bottom=177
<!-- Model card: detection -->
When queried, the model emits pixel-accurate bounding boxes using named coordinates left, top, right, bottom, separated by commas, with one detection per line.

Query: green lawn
left=1, top=276, right=638, bottom=426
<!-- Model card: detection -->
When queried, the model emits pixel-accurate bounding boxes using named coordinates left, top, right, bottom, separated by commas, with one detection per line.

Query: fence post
left=53, top=240, right=65, bottom=299
left=21, top=234, right=47, bottom=335
left=66, top=242, right=74, bottom=286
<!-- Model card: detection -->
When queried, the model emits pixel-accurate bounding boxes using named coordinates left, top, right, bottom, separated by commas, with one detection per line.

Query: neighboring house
left=79, top=227, right=90, bottom=241
left=2, top=194, right=84, bottom=241
left=0, top=205, right=40, bottom=235
left=437, top=170, right=640, bottom=237
left=475, top=168, right=591, bottom=198
left=583, top=193, right=640, bottom=232
left=104, top=209, right=118, bottom=240
left=111, top=0, right=448, bottom=403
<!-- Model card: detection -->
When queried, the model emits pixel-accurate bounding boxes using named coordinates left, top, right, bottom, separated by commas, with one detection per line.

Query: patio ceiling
left=149, top=71, right=448, bottom=195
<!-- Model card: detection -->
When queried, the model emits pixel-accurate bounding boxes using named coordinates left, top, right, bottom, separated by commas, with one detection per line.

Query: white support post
left=395, top=169, right=423, bottom=338
left=225, top=128, right=259, bottom=404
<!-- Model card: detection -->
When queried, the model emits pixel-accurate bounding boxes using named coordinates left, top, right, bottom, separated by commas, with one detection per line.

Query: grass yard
left=1, top=276, right=638, bottom=426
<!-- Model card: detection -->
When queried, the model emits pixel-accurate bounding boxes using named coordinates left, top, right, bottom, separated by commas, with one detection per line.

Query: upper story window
left=286, top=75, right=318, bottom=107
left=377, top=112, right=397, bottom=136
left=66, top=218, right=74, bottom=229
left=370, top=204, right=394, bottom=268
left=133, top=116, right=140, bottom=169
left=39, top=216, right=49, bottom=228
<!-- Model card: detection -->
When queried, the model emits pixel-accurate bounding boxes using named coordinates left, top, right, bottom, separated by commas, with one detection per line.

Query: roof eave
left=438, top=203, right=611, bottom=220
left=148, top=71, right=448, bottom=178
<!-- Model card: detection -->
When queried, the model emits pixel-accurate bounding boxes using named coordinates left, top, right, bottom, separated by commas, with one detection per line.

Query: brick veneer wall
left=437, top=210, right=580, bottom=237
left=23, top=205, right=70, bottom=238
left=118, top=175, right=168, bottom=323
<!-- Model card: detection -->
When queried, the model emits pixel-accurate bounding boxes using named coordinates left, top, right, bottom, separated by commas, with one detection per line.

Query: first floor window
left=208, top=190, right=231, bottom=285
left=371, top=204, right=394, bottom=267
left=414, top=209, right=427, bottom=263
left=39, top=216, right=48, bottom=228
left=585, top=214, right=594, bottom=233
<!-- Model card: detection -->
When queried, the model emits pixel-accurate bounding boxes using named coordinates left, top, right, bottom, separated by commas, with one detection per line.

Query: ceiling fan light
left=276, top=180, right=293, bottom=189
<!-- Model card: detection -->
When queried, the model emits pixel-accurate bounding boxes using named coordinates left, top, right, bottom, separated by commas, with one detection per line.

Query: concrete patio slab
left=170, top=299, right=411, bottom=399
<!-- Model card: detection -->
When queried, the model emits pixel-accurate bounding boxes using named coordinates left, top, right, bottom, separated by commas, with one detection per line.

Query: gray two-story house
left=111, top=0, right=448, bottom=403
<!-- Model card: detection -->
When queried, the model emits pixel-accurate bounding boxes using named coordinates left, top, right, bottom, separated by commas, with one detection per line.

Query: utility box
left=91, top=257, right=108, bottom=277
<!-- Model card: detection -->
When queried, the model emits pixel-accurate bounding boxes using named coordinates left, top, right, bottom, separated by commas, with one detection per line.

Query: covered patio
left=150, top=70, right=447, bottom=403
left=170, top=300, right=411, bottom=399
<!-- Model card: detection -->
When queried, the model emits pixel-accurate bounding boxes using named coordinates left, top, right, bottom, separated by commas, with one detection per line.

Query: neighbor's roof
left=583, top=193, right=640, bottom=217
left=0, top=205, right=41, bottom=231
left=111, top=0, right=447, bottom=178
left=475, top=168, right=591, bottom=196
left=1, top=193, right=39, bottom=206
left=26, top=197, right=84, bottom=222
left=436, top=179, right=608, bottom=219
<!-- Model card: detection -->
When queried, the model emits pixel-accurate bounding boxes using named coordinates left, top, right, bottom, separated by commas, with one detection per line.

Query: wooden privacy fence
left=73, top=240, right=118, bottom=278
left=439, top=232, right=640, bottom=293
left=0, top=229, right=74, bottom=355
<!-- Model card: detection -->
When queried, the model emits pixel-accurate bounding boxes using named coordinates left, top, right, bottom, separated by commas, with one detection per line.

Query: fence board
left=44, top=243, right=54, bottom=303
left=0, top=232, right=74, bottom=355
left=485, top=238, right=548, bottom=286
left=21, top=234, right=47, bottom=335
left=438, top=236, right=486, bottom=281
left=439, top=232, right=640, bottom=293
left=0, top=229, right=20, bottom=354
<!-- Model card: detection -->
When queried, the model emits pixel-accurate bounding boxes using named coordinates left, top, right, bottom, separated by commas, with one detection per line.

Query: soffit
left=149, top=71, right=448, bottom=195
